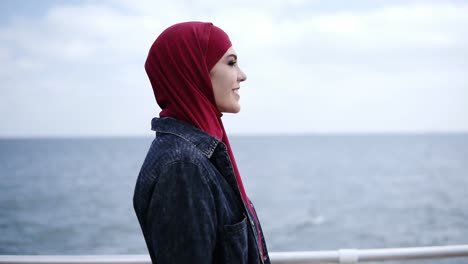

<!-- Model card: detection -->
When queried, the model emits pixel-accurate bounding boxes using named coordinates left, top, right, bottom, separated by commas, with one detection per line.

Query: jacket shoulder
left=134, top=132, right=212, bottom=214
left=140, top=132, right=209, bottom=177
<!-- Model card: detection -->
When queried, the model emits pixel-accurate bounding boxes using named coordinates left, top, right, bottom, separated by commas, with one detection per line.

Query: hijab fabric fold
left=144, top=22, right=263, bottom=256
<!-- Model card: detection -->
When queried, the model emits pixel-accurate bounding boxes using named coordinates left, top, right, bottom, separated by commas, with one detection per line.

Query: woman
left=133, top=21, right=270, bottom=264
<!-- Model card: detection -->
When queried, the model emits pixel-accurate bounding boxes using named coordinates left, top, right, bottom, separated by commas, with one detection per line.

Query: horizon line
left=1, top=131, right=468, bottom=139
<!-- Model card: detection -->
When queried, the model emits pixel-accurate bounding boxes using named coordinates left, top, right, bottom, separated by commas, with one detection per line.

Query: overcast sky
left=1, top=0, right=467, bottom=137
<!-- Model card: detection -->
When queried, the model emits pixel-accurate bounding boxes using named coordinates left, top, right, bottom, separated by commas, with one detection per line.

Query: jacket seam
left=156, top=131, right=218, bottom=158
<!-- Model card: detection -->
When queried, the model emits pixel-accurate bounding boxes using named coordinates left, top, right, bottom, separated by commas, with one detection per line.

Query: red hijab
left=144, top=21, right=255, bottom=223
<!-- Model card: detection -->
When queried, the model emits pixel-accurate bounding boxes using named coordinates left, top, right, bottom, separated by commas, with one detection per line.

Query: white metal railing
left=1, top=245, right=468, bottom=264
left=271, top=245, right=468, bottom=263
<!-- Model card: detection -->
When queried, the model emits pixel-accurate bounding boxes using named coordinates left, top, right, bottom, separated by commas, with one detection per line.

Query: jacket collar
left=151, top=117, right=221, bottom=158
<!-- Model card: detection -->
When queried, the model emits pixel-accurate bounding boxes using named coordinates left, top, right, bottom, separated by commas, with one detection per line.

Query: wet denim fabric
left=133, top=117, right=270, bottom=264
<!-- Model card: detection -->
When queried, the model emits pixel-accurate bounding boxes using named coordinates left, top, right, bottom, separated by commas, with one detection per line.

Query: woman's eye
left=228, top=60, right=237, bottom=66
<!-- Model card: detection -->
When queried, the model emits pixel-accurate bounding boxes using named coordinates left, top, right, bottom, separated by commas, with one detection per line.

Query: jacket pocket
left=220, top=216, right=249, bottom=264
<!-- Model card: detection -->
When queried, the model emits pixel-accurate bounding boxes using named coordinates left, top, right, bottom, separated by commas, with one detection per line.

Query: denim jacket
left=133, top=117, right=270, bottom=264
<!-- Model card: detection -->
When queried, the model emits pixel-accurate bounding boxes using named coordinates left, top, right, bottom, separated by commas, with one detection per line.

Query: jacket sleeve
left=146, top=161, right=217, bottom=264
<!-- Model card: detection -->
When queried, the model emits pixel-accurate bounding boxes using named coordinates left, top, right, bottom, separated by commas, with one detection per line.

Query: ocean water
left=1, top=135, right=467, bottom=263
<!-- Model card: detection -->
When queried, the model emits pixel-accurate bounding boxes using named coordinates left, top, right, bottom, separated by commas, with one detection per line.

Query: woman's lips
left=233, top=88, right=240, bottom=99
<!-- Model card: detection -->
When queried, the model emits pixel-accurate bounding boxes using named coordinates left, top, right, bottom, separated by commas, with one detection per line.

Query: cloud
left=311, top=3, right=467, bottom=48
left=217, top=3, right=468, bottom=133
left=0, top=1, right=467, bottom=136
left=0, top=3, right=159, bottom=136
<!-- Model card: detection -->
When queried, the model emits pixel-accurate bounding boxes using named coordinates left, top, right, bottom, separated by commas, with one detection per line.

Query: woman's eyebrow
left=227, top=54, right=238, bottom=60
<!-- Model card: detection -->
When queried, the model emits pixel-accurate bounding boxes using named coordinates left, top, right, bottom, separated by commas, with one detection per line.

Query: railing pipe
left=1, top=244, right=468, bottom=264
left=0, top=255, right=148, bottom=264
left=271, top=245, right=468, bottom=264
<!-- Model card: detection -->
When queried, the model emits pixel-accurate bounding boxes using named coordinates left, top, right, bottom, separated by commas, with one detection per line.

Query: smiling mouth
left=233, top=88, right=240, bottom=98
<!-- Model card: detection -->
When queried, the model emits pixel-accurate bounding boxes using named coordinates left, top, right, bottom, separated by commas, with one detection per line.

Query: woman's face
left=210, top=47, right=247, bottom=113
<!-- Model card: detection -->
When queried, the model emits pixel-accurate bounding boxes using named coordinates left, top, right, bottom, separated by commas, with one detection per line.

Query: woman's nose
left=238, top=68, right=247, bottom=82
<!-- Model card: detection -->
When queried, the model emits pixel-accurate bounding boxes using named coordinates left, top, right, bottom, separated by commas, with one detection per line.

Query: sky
left=1, top=0, right=467, bottom=137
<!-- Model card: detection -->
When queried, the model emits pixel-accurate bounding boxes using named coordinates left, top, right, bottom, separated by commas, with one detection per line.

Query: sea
left=1, top=134, right=467, bottom=264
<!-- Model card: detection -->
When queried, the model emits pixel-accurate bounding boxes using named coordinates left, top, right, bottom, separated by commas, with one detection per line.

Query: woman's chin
left=219, top=104, right=241, bottom=114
